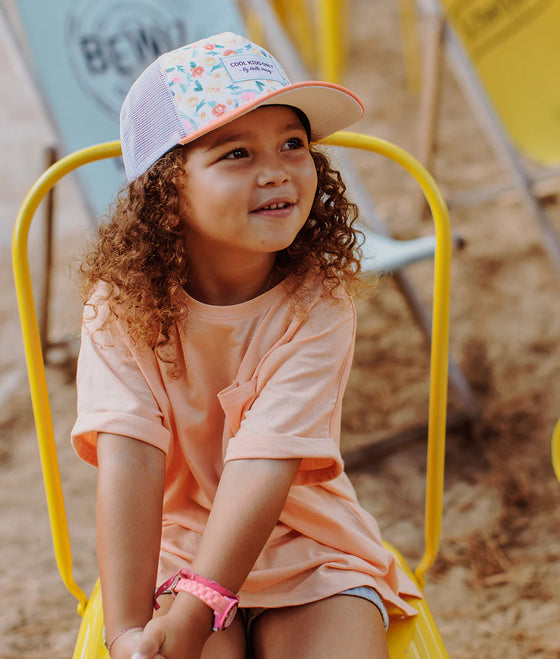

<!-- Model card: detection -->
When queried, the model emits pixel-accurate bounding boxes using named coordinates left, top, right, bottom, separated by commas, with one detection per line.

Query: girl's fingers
left=132, top=621, right=166, bottom=659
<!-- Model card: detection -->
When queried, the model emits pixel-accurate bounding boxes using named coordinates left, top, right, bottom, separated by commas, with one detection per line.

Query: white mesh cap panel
left=120, top=60, right=186, bottom=182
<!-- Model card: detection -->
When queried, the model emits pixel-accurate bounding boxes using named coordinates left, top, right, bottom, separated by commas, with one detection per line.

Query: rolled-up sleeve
left=223, top=294, right=356, bottom=485
left=71, top=308, right=170, bottom=467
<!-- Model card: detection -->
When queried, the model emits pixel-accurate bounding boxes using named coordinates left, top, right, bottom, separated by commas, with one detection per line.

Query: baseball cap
left=120, top=31, right=364, bottom=181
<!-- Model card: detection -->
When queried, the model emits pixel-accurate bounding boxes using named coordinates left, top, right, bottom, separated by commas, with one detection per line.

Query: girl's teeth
left=263, top=202, right=288, bottom=210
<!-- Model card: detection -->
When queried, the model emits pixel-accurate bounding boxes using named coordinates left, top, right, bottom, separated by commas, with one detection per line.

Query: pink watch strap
left=185, top=571, right=237, bottom=598
left=174, top=578, right=238, bottom=631
left=155, top=569, right=239, bottom=631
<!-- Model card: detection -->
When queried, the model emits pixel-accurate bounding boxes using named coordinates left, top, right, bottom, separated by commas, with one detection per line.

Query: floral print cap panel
left=160, top=32, right=292, bottom=136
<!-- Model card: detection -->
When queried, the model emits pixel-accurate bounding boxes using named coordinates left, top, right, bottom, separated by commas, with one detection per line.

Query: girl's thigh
left=201, top=616, right=246, bottom=659
left=251, top=594, right=389, bottom=659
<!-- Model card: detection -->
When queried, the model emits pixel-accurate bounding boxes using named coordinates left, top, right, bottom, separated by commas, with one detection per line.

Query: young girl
left=71, top=32, right=420, bottom=659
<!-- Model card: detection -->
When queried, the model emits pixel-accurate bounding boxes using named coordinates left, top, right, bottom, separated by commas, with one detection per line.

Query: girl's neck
left=185, top=257, right=278, bottom=306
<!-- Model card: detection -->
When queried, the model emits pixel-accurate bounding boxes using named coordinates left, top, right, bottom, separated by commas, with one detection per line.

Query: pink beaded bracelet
left=106, top=625, right=144, bottom=654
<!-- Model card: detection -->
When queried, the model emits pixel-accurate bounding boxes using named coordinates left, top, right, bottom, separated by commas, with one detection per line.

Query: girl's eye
left=283, top=136, right=305, bottom=150
left=223, top=147, right=249, bottom=160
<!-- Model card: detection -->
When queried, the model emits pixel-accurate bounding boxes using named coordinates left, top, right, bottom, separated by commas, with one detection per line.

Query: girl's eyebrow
left=204, top=133, right=247, bottom=152
left=204, top=121, right=306, bottom=152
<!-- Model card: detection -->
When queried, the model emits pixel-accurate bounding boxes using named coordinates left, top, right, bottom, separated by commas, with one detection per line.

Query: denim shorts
left=241, top=585, right=389, bottom=634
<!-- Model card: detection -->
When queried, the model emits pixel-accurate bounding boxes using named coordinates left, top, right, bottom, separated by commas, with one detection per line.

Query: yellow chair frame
left=13, top=132, right=451, bottom=657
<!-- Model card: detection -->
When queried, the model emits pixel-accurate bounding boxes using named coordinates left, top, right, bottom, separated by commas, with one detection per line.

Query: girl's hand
left=108, top=627, right=147, bottom=658
left=131, top=592, right=213, bottom=659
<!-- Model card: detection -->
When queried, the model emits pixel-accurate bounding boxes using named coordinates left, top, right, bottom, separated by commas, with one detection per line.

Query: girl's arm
left=136, top=456, right=300, bottom=659
left=193, top=456, right=301, bottom=589
left=96, top=432, right=166, bottom=654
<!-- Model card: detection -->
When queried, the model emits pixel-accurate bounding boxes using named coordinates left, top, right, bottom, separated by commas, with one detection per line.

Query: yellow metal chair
left=13, top=133, right=452, bottom=657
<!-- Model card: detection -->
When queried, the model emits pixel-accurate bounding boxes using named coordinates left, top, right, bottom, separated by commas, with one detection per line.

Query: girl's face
left=178, top=105, right=317, bottom=289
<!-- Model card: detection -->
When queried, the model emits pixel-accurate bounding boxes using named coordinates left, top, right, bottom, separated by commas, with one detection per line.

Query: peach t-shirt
left=71, top=278, right=420, bottom=617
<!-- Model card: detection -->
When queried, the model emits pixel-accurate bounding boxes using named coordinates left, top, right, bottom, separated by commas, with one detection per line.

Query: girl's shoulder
left=291, top=273, right=355, bottom=315
left=82, top=281, right=131, bottom=346
left=83, top=281, right=112, bottom=324
left=283, top=274, right=356, bottom=341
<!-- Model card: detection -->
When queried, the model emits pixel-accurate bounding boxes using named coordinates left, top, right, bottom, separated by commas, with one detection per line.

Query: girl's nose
left=257, top=155, right=290, bottom=186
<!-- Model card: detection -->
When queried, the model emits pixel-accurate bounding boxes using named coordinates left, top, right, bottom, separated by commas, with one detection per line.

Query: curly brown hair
left=78, top=142, right=364, bottom=356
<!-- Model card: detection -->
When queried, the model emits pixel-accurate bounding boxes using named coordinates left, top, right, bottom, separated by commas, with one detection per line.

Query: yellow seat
left=13, top=133, right=452, bottom=657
